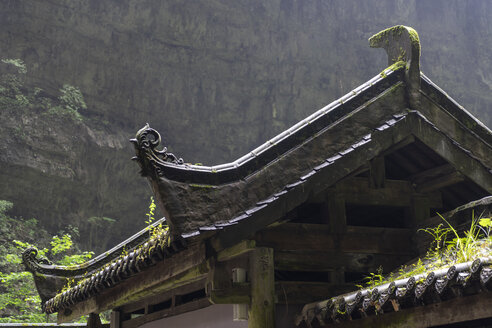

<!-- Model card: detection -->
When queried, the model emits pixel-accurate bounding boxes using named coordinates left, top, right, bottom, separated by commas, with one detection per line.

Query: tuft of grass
left=358, top=212, right=492, bottom=289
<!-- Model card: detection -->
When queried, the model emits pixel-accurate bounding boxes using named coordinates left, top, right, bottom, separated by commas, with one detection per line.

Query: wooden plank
left=249, top=248, right=275, bottom=328
left=325, top=292, right=492, bottom=328
left=275, top=282, right=355, bottom=305
left=120, top=298, right=211, bottom=328
left=58, top=242, right=207, bottom=323
left=256, top=224, right=414, bottom=255
left=274, top=250, right=412, bottom=273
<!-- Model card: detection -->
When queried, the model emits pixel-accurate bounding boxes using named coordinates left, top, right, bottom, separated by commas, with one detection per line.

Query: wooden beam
left=325, top=292, right=492, bottom=328
left=380, top=135, right=415, bottom=156
left=208, top=282, right=250, bottom=304
left=119, top=280, right=206, bottom=316
left=256, top=224, right=414, bottom=255
left=216, top=239, right=256, bottom=262
left=249, top=248, right=275, bottom=328
left=276, top=282, right=355, bottom=305
left=409, top=163, right=455, bottom=185
left=274, top=250, right=412, bottom=273
left=335, top=177, right=442, bottom=208
left=58, top=243, right=207, bottom=323
left=416, top=171, right=465, bottom=193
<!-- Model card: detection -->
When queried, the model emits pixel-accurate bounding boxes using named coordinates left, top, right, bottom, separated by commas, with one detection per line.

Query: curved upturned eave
left=150, top=67, right=404, bottom=185
left=23, top=217, right=167, bottom=278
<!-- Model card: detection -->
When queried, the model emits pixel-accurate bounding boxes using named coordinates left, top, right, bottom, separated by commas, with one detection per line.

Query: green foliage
left=0, top=200, right=93, bottom=322
left=50, top=234, right=73, bottom=255
left=145, top=196, right=157, bottom=226
left=1, top=59, right=27, bottom=74
left=59, top=84, right=87, bottom=113
left=0, top=58, right=86, bottom=122
left=361, top=266, right=384, bottom=288
left=145, top=196, right=170, bottom=241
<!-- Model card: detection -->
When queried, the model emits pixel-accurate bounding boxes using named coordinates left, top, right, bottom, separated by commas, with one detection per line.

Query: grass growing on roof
left=357, top=211, right=492, bottom=289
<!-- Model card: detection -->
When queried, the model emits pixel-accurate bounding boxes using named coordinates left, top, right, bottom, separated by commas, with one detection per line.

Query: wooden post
left=249, top=248, right=275, bottom=328
left=410, top=195, right=430, bottom=227
left=110, top=311, right=120, bottom=328
left=327, top=193, right=346, bottom=233
left=369, top=156, right=385, bottom=189
left=87, top=313, right=102, bottom=328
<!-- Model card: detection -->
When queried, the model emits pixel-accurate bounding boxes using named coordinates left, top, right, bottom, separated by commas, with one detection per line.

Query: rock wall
left=0, top=0, right=490, bottom=248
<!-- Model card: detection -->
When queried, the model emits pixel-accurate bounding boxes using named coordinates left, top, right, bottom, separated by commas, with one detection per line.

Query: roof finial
left=369, top=25, right=421, bottom=109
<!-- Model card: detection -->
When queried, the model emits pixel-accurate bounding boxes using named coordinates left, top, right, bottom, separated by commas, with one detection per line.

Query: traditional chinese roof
left=296, top=196, right=492, bottom=327
left=23, top=26, right=492, bottom=320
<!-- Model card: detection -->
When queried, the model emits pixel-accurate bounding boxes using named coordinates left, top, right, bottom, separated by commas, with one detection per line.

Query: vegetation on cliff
left=0, top=59, right=86, bottom=121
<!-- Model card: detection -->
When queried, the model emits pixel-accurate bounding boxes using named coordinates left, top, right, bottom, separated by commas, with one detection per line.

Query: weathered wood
left=369, top=156, right=385, bottom=189
left=209, top=282, right=251, bottom=304
left=380, top=135, right=416, bottom=156
left=119, top=280, right=206, bottom=316
left=335, top=177, right=442, bottom=208
left=58, top=243, right=207, bottom=323
left=409, top=163, right=455, bottom=185
left=110, top=311, right=120, bottom=328
left=409, top=113, right=492, bottom=194
left=326, top=193, right=346, bottom=233
left=341, top=226, right=414, bottom=255
left=325, top=291, right=492, bottom=328
left=120, top=298, right=211, bottom=328
left=275, top=282, right=355, bottom=304
left=87, top=313, right=102, bottom=328
left=416, top=171, right=465, bottom=193
left=410, top=194, right=430, bottom=227
left=256, top=224, right=414, bottom=255
left=216, top=239, right=256, bottom=262
left=256, top=223, right=336, bottom=251
left=207, top=260, right=232, bottom=292
left=274, top=250, right=412, bottom=273
left=249, top=248, right=275, bottom=328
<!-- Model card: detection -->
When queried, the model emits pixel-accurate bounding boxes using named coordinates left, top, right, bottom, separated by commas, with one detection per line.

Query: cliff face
left=0, top=0, right=490, bottom=248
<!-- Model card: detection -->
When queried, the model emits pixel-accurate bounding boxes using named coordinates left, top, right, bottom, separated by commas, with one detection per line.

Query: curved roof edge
left=131, top=67, right=404, bottom=185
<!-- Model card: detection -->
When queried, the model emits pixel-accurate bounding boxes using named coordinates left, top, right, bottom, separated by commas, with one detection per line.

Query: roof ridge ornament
left=130, top=123, right=184, bottom=178
left=369, top=25, right=421, bottom=109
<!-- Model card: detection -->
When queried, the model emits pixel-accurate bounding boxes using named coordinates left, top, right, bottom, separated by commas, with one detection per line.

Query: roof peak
left=370, top=25, right=421, bottom=109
